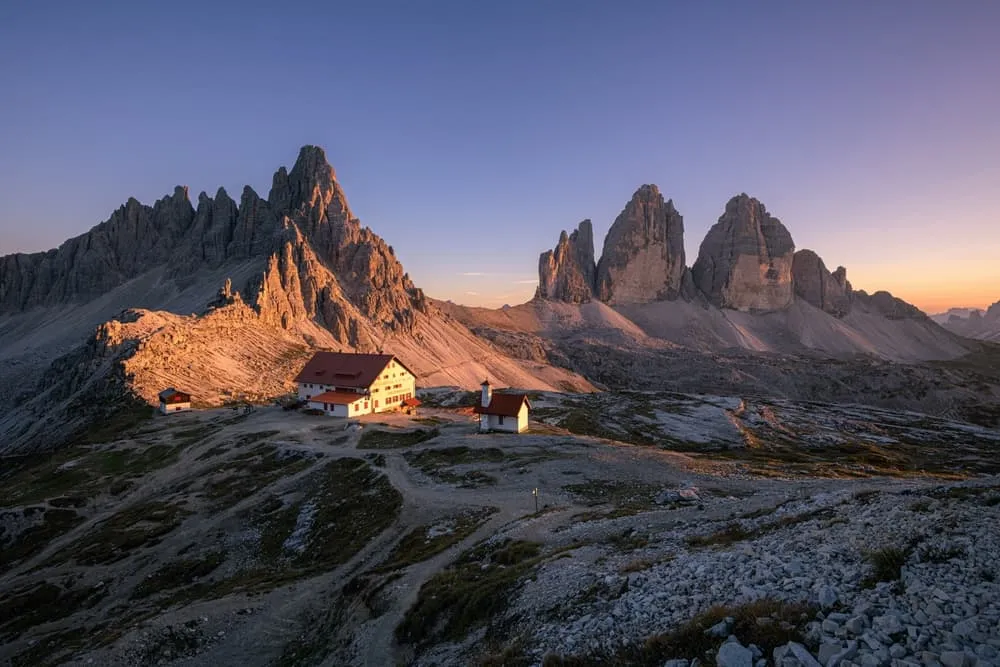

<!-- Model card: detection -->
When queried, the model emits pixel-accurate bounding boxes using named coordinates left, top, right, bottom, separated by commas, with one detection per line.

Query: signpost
left=532, top=487, right=539, bottom=513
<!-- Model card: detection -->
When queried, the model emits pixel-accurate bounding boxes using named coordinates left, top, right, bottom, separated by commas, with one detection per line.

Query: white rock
left=717, top=641, right=754, bottom=667
left=939, top=652, right=966, bottom=667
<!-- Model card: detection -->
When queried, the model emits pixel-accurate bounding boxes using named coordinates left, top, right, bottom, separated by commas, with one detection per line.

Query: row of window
left=384, top=391, right=413, bottom=405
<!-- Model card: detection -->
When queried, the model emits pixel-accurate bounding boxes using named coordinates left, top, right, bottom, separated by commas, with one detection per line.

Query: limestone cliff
left=595, top=185, right=686, bottom=304
left=0, top=146, right=426, bottom=344
left=691, top=194, right=795, bottom=312
left=536, top=220, right=596, bottom=303
left=792, top=249, right=851, bottom=317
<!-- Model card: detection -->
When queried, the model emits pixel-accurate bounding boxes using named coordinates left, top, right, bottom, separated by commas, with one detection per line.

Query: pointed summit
left=537, top=220, right=596, bottom=303
left=691, top=194, right=795, bottom=312
left=595, top=184, right=686, bottom=304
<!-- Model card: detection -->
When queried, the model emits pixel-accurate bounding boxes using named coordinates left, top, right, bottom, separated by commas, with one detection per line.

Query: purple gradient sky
left=1, top=1, right=997, bottom=312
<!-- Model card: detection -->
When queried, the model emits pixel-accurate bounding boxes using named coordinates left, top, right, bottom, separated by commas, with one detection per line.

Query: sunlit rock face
left=595, top=185, right=686, bottom=304
left=692, top=194, right=795, bottom=312
left=537, top=219, right=596, bottom=303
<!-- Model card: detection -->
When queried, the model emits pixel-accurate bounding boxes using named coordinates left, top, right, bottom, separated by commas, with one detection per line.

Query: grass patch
left=862, top=546, right=909, bottom=587
left=377, top=507, right=498, bottom=572
left=202, top=445, right=314, bottom=507
left=358, top=428, right=439, bottom=449
left=412, top=416, right=446, bottom=426
left=0, top=581, right=107, bottom=642
left=0, top=507, right=84, bottom=569
left=404, top=446, right=508, bottom=487
left=131, top=551, right=226, bottom=599
left=564, top=479, right=662, bottom=515
left=1, top=441, right=187, bottom=509
left=396, top=539, right=543, bottom=648
left=543, top=598, right=815, bottom=666
left=78, top=402, right=156, bottom=444
left=183, top=459, right=402, bottom=599
left=917, top=544, right=965, bottom=564
left=48, top=501, right=189, bottom=566
left=686, top=508, right=838, bottom=549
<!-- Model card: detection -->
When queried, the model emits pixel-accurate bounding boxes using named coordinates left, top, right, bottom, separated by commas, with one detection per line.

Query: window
left=375, top=400, right=380, bottom=408
left=364, top=401, right=369, bottom=409
left=499, top=415, right=505, bottom=425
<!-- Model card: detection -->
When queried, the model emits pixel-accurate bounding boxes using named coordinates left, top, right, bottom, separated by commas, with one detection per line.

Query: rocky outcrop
left=0, top=145, right=425, bottom=340
left=850, top=290, right=925, bottom=320
left=792, top=249, right=851, bottom=317
left=0, top=187, right=197, bottom=311
left=595, top=185, right=685, bottom=304
left=537, top=220, right=596, bottom=303
left=691, top=194, right=795, bottom=312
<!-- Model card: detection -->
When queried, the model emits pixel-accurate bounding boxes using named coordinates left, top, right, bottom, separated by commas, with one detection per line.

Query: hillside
left=2, top=396, right=999, bottom=666
left=0, top=146, right=592, bottom=454
left=937, top=300, right=1000, bottom=342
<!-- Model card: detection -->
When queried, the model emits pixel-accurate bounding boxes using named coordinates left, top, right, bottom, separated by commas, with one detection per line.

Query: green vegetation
left=202, top=444, right=314, bottom=507
left=542, top=598, right=815, bottom=666
left=0, top=507, right=84, bottom=569
left=685, top=508, right=838, bottom=549
left=180, top=458, right=402, bottom=599
left=377, top=507, right=498, bottom=572
left=0, top=581, right=107, bottom=642
left=1, top=441, right=189, bottom=509
left=48, top=501, right=189, bottom=566
left=131, top=551, right=226, bottom=599
left=358, top=427, right=439, bottom=449
left=564, top=479, right=662, bottom=517
left=78, top=402, right=156, bottom=444
left=396, top=539, right=543, bottom=648
left=685, top=522, right=754, bottom=548
left=862, top=546, right=909, bottom=587
left=404, top=446, right=507, bottom=487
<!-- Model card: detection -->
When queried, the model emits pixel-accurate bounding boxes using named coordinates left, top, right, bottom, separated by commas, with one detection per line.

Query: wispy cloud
left=514, top=279, right=538, bottom=284
left=465, top=291, right=479, bottom=296
left=460, top=272, right=487, bottom=276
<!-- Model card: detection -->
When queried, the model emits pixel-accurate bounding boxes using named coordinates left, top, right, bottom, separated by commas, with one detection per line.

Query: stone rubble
left=516, top=481, right=1000, bottom=666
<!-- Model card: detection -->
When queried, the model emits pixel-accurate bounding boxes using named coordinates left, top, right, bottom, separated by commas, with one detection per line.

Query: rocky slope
left=940, top=300, right=1000, bottom=342
left=3, top=396, right=998, bottom=667
left=0, top=146, right=593, bottom=454
left=691, top=194, right=796, bottom=312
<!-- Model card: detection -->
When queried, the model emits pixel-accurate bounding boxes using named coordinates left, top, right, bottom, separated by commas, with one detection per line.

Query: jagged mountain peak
left=595, top=184, right=686, bottom=304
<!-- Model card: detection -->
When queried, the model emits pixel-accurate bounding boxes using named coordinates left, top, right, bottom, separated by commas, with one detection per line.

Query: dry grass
left=543, top=598, right=816, bottom=666
left=396, top=539, right=543, bottom=648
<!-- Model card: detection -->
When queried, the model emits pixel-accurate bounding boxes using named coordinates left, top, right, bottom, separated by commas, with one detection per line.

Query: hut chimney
left=480, top=380, right=492, bottom=408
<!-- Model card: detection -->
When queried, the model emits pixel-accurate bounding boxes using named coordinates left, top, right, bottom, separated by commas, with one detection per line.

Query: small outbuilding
left=158, top=388, right=192, bottom=415
left=307, top=390, right=370, bottom=418
left=473, top=380, right=530, bottom=433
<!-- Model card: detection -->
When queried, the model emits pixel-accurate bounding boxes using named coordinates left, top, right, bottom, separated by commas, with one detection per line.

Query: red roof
left=159, top=388, right=190, bottom=402
left=402, top=397, right=421, bottom=407
left=473, top=393, right=530, bottom=417
left=308, top=391, right=367, bottom=405
left=294, top=352, right=415, bottom=389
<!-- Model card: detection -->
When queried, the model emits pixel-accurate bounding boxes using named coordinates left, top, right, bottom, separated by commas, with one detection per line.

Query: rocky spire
left=595, top=185, right=686, bottom=304
left=792, top=249, right=851, bottom=317
left=691, top=194, right=795, bottom=312
left=536, top=220, right=596, bottom=303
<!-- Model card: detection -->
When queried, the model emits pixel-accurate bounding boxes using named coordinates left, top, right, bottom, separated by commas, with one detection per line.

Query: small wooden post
left=532, top=487, right=539, bottom=513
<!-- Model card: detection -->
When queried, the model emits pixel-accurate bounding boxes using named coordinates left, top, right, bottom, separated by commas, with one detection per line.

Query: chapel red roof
left=402, top=397, right=421, bottom=407
left=308, top=391, right=367, bottom=405
left=473, top=393, right=531, bottom=417
left=294, top=352, right=415, bottom=389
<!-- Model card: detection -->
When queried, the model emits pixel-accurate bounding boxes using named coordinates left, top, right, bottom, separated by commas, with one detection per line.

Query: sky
left=1, top=1, right=998, bottom=313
